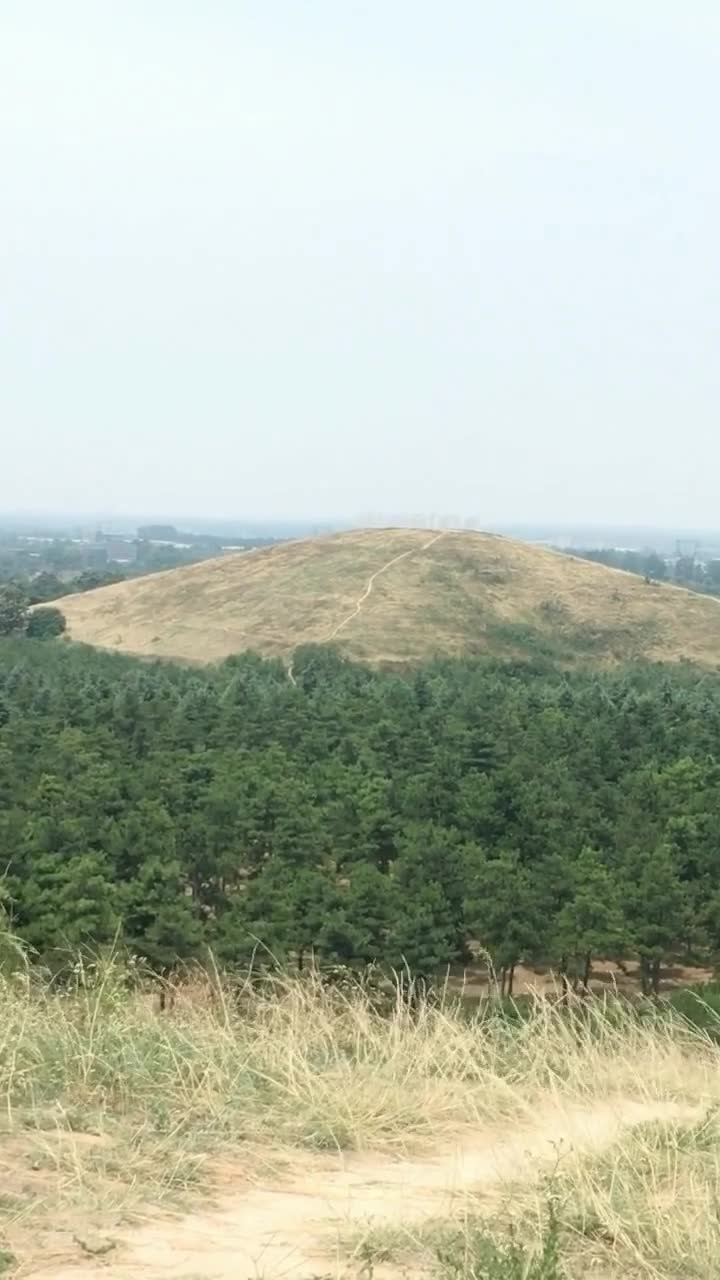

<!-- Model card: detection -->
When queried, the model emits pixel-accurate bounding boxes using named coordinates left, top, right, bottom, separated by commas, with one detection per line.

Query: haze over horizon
left=3, top=2, right=718, bottom=526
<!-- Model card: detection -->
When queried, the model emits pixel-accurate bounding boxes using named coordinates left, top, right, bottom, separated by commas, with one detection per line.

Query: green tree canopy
left=26, top=607, right=67, bottom=639
left=0, top=586, right=28, bottom=636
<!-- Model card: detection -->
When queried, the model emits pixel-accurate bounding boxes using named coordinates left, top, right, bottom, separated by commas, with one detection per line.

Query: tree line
left=2, top=637, right=720, bottom=993
left=0, top=531, right=283, bottom=599
left=568, top=546, right=720, bottom=594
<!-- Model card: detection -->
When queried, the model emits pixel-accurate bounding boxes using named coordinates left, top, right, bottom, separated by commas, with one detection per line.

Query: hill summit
left=53, top=527, right=720, bottom=667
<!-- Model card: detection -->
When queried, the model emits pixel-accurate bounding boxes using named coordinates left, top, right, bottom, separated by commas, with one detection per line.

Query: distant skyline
left=3, top=509, right=720, bottom=549
left=3, top=2, right=720, bottom=524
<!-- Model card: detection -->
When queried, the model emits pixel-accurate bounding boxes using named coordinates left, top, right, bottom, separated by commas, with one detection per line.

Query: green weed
left=435, top=1212, right=565, bottom=1280
left=0, top=1248, right=16, bottom=1275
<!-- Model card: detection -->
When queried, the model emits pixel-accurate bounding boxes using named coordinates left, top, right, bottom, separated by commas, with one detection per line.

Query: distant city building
left=92, top=532, right=138, bottom=564
left=84, top=546, right=109, bottom=568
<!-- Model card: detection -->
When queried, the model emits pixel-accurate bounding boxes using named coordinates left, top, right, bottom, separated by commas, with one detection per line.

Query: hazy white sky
left=2, top=2, right=719, bottom=524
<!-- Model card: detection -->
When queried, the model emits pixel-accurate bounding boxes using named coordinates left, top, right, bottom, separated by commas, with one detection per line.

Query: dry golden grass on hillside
left=3, top=966, right=720, bottom=1279
left=54, top=528, right=720, bottom=668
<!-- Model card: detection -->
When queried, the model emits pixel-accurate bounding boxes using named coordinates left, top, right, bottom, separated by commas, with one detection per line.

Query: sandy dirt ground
left=21, top=1097, right=691, bottom=1280
left=447, top=957, right=714, bottom=1000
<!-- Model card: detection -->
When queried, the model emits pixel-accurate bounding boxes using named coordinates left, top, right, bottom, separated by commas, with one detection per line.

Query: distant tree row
left=569, top=546, right=720, bottom=593
left=0, top=531, right=284, bottom=597
left=2, top=638, right=720, bottom=992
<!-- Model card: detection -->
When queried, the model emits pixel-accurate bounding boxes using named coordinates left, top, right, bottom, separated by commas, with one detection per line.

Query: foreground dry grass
left=2, top=966, right=720, bottom=1277
left=55, top=527, right=720, bottom=667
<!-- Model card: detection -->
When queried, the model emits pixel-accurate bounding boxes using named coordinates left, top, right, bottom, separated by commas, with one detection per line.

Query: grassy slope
left=3, top=968, right=720, bottom=1278
left=54, top=527, right=720, bottom=667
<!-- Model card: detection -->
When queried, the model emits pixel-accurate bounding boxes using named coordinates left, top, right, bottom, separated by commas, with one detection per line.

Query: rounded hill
left=53, top=527, right=720, bottom=668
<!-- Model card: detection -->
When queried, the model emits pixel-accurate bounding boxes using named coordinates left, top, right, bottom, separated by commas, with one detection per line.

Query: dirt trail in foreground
left=25, top=1097, right=688, bottom=1280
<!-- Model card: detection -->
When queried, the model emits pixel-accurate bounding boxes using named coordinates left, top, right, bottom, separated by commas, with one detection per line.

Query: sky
left=2, top=2, right=719, bottom=526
